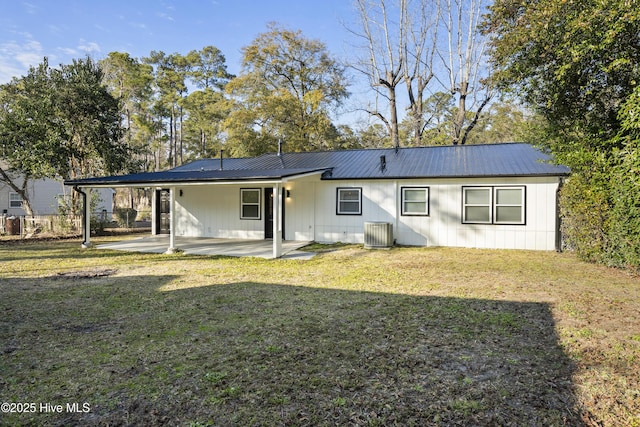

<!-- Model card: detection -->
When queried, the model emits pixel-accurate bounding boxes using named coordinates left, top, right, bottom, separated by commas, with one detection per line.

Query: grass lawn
left=1, top=236, right=639, bottom=426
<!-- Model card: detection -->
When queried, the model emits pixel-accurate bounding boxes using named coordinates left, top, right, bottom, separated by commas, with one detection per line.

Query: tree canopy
left=224, top=24, right=349, bottom=155
left=484, top=0, right=640, bottom=269
left=0, top=57, right=127, bottom=214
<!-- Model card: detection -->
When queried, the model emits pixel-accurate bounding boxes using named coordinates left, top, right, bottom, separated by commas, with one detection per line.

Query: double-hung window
left=462, top=186, right=525, bottom=225
left=401, top=187, right=429, bottom=216
left=9, top=192, right=22, bottom=208
left=494, top=187, right=525, bottom=224
left=336, top=188, right=362, bottom=215
left=240, top=188, right=261, bottom=220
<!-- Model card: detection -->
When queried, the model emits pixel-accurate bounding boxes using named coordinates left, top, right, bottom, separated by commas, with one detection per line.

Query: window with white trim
left=463, top=187, right=492, bottom=223
left=336, top=188, right=362, bottom=215
left=462, top=186, right=525, bottom=225
left=240, top=188, right=261, bottom=220
left=401, top=187, right=429, bottom=216
left=9, top=192, right=22, bottom=208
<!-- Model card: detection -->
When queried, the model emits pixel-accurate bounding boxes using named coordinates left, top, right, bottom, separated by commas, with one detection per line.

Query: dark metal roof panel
left=65, top=143, right=569, bottom=187
left=170, top=158, right=256, bottom=171
left=245, top=143, right=569, bottom=179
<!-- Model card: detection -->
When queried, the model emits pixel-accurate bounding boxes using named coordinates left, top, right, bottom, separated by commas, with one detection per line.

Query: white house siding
left=173, top=184, right=266, bottom=239
left=1, top=178, right=112, bottom=215
left=168, top=175, right=561, bottom=251
left=305, top=177, right=561, bottom=250
left=282, top=176, right=317, bottom=242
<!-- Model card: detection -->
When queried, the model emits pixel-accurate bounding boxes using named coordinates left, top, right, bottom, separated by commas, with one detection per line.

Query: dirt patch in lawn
left=54, top=268, right=118, bottom=279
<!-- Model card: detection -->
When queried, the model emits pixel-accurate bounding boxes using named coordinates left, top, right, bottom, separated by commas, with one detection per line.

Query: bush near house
left=114, top=208, right=137, bottom=228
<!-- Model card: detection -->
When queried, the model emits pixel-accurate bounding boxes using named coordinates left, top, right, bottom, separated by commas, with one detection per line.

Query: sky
left=0, top=0, right=360, bottom=84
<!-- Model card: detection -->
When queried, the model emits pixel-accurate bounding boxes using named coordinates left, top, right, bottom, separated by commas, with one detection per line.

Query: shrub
left=114, top=208, right=137, bottom=228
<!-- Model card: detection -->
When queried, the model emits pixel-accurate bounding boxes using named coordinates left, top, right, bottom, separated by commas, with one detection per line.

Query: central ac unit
left=364, top=222, right=393, bottom=249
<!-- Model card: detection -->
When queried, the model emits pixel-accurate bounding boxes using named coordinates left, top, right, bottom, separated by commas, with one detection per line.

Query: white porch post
left=273, top=183, right=282, bottom=258
left=166, top=186, right=177, bottom=254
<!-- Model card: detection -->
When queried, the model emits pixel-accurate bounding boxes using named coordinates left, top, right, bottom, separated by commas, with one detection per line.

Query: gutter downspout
left=555, top=177, right=565, bottom=252
left=74, top=186, right=91, bottom=248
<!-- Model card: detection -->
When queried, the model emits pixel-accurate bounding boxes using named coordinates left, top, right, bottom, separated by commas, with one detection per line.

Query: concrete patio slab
left=96, top=235, right=316, bottom=260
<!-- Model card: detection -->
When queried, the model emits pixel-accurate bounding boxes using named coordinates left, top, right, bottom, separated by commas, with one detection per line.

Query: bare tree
left=402, top=0, right=440, bottom=146
left=350, top=0, right=407, bottom=149
left=438, top=0, right=492, bottom=145
left=350, top=0, right=493, bottom=147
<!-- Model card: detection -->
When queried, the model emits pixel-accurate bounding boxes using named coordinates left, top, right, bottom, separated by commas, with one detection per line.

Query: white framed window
left=463, top=187, right=492, bottom=223
left=462, top=186, right=525, bottom=225
left=240, top=188, right=261, bottom=220
left=494, top=187, right=525, bottom=224
left=9, top=192, right=22, bottom=208
left=336, top=188, right=362, bottom=215
left=401, top=187, right=429, bottom=216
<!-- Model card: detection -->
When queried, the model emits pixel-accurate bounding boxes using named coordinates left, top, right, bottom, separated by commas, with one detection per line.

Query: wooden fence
left=2, top=214, right=83, bottom=236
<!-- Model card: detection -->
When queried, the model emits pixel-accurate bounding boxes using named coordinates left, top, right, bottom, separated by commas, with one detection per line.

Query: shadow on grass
left=1, top=278, right=587, bottom=426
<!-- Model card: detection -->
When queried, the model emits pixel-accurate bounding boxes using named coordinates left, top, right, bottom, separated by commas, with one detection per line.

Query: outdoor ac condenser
left=364, top=222, right=393, bottom=249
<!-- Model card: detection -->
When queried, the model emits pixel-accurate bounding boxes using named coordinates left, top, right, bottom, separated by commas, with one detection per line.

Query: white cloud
left=78, top=40, right=101, bottom=53
left=0, top=35, right=44, bottom=83
left=157, top=12, right=175, bottom=21
left=57, top=47, right=78, bottom=55
left=22, top=2, right=39, bottom=15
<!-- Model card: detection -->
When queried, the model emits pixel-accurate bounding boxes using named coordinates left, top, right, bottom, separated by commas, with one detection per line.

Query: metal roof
left=248, top=143, right=570, bottom=179
left=65, top=143, right=569, bottom=187
left=65, top=167, right=329, bottom=187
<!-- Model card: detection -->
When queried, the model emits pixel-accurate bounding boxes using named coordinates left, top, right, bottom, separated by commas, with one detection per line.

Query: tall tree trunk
left=452, top=81, right=468, bottom=145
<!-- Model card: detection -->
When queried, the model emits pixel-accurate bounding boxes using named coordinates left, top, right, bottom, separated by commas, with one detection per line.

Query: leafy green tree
left=0, top=57, right=126, bottom=214
left=485, top=0, right=639, bottom=143
left=0, top=60, right=55, bottom=215
left=181, top=88, right=228, bottom=159
left=100, top=52, right=155, bottom=170
left=484, top=0, right=640, bottom=269
left=145, top=51, right=189, bottom=167
left=225, top=23, right=349, bottom=155
left=186, top=46, right=233, bottom=90
left=181, top=46, right=233, bottom=159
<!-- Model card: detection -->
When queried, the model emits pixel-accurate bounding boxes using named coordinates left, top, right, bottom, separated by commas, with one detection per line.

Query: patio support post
left=166, top=186, right=177, bottom=254
left=273, top=183, right=282, bottom=258
left=76, top=186, right=92, bottom=249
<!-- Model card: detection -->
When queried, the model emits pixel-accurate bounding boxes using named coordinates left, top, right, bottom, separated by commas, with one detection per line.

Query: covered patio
left=96, top=235, right=316, bottom=260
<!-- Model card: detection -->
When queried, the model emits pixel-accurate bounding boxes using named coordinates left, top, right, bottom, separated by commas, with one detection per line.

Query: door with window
left=156, top=189, right=171, bottom=234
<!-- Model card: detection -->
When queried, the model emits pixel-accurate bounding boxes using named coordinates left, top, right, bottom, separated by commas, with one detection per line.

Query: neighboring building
left=65, top=143, right=570, bottom=256
left=1, top=171, right=113, bottom=216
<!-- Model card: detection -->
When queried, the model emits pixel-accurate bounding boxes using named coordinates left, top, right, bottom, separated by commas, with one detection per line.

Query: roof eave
left=64, top=168, right=329, bottom=188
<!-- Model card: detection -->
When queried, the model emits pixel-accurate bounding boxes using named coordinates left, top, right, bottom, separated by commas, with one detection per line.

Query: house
left=64, top=143, right=570, bottom=257
left=1, top=170, right=113, bottom=216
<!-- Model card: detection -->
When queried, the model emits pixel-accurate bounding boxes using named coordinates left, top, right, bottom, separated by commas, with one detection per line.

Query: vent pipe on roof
left=380, top=155, right=386, bottom=172
left=277, top=139, right=283, bottom=157
left=220, top=149, right=224, bottom=170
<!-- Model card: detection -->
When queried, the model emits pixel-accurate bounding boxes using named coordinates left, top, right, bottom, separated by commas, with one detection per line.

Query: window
left=462, top=186, right=525, bottom=225
left=463, top=187, right=492, bottom=223
left=337, top=188, right=362, bottom=215
left=401, top=187, right=429, bottom=216
left=494, top=187, right=525, bottom=224
left=240, top=189, right=261, bottom=220
left=9, top=192, right=22, bottom=208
